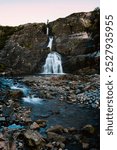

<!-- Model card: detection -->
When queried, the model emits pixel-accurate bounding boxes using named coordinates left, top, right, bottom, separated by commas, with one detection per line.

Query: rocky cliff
left=0, top=8, right=100, bottom=75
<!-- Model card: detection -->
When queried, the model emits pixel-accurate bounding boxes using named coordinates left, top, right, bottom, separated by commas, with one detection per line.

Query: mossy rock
left=0, top=64, right=5, bottom=72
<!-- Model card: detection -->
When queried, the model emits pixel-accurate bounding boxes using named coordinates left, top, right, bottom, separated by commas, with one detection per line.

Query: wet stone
left=0, top=117, right=6, bottom=122
left=30, top=122, right=40, bottom=130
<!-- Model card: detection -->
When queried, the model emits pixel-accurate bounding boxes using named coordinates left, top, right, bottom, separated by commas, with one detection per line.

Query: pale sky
left=0, top=0, right=99, bottom=26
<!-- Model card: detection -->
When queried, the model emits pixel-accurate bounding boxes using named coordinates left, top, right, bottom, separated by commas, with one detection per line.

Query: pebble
left=77, top=88, right=100, bottom=108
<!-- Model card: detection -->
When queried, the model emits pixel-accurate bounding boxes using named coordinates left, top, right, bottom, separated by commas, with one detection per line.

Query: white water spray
left=47, top=37, right=53, bottom=50
left=22, top=95, right=42, bottom=104
left=46, top=27, right=49, bottom=35
left=42, top=20, right=64, bottom=74
left=43, top=52, right=63, bottom=74
left=1, top=78, right=42, bottom=104
left=46, top=19, right=49, bottom=35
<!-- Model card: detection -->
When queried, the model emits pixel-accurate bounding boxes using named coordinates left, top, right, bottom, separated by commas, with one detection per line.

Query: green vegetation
left=0, top=25, right=24, bottom=49
left=0, top=63, right=5, bottom=72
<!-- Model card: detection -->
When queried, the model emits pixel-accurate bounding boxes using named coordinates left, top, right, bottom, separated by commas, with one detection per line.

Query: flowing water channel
left=0, top=76, right=99, bottom=128
left=0, top=76, right=99, bottom=149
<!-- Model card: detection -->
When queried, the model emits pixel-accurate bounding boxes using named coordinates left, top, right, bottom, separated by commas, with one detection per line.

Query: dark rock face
left=0, top=23, right=49, bottom=75
left=49, top=11, right=100, bottom=74
left=0, top=9, right=100, bottom=75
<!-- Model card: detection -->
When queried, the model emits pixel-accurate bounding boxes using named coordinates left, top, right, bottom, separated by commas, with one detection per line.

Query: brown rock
left=36, top=119, right=47, bottom=128
left=47, top=125, right=64, bottom=134
left=10, top=90, right=23, bottom=100
left=30, top=122, right=40, bottom=130
left=24, top=129, right=46, bottom=148
left=82, top=124, right=95, bottom=135
left=8, top=141, right=17, bottom=150
left=0, top=133, right=5, bottom=141
left=24, top=118, right=32, bottom=125
left=0, top=141, right=7, bottom=149
left=82, top=142, right=89, bottom=149
left=47, top=132, right=66, bottom=142
left=59, top=142, right=65, bottom=149
left=68, top=127, right=77, bottom=133
left=46, top=143, right=53, bottom=149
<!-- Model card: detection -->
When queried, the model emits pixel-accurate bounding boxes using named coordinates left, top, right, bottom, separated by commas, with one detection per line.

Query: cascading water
left=0, top=78, right=42, bottom=104
left=46, top=19, right=49, bottom=35
left=46, top=27, right=49, bottom=35
left=43, top=52, right=63, bottom=74
left=42, top=22, right=64, bottom=74
left=47, top=37, right=53, bottom=50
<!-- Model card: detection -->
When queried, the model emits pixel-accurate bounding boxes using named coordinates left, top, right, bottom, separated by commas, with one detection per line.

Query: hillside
left=0, top=8, right=100, bottom=75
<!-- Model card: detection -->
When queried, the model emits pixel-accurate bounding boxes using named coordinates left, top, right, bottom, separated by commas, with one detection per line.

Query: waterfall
left=43, top=52, right=63, bottom=74
left=42, top=20, right=63, bottom=74
left=47, top=37, right=53, bottom=50
left=46, top=27, right=49, bottom=35
left=46, top=19, right=49, bottom=35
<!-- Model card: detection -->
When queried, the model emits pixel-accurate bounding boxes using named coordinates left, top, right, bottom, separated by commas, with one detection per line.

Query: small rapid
left=0, top=77, right=42, bottom=104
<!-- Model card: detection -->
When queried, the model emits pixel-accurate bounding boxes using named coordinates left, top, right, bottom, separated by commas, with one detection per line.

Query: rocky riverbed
left=22, top=74, right=100, bottom=109
left=0, top=74, right=100, bottom=150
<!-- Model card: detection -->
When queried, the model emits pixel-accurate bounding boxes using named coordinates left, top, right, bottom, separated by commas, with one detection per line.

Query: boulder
left=10, top=90, right=23, bottom=100
left=47, top=125, right=64, bottom=134
left=0, top=133, right=5, bottom=141
left=47, top=132, right=66, bottom=142
left=81, top=124, right=95, bottom=135
left=35, top=119, right=47, bottom=128
left=0, top=141, right=7, bottom=149
left=30, top=122, right=40, bottom=130
left=46, top=143, right=53, bottom=149
left=82, top=142, right=89, bottom=149
left=24, top=129, right=46, bottom=148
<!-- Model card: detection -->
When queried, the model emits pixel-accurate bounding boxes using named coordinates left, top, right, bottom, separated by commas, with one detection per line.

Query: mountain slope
left=0, top=8, right=100, bottom=75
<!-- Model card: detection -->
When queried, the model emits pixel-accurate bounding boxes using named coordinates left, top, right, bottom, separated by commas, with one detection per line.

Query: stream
left=0, top=75, right=100, bottom=150
left=0, top=76, right=99, bottom=127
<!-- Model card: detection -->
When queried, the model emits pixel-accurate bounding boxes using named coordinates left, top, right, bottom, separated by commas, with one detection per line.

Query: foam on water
left=22, top=95, right=42, bottom=104
left=11, top=84, right=29, bottom=96
left=0, top=77, right=42, bottom=104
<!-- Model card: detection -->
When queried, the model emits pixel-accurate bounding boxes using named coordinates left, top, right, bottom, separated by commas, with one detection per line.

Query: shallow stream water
left=0, top=76, right=100, bottom=150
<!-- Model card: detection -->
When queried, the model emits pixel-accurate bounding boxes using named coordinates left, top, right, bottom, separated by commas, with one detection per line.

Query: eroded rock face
left=48, top=11, right=100, bottom=74
left=0, top=10, right=100, bottom=75
left=0, top=23, right=49, bottom=75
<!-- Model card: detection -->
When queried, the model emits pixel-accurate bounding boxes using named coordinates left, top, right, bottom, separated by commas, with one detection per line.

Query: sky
left=0, top=0, right=99, bottom=26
